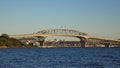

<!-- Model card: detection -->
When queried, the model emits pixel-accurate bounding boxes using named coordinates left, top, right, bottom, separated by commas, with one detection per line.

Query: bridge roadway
left=9, top=29, right=120, bottom=47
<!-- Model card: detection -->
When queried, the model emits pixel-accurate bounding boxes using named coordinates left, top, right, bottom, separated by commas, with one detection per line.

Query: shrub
left=0, top=34, right=22, bottom=47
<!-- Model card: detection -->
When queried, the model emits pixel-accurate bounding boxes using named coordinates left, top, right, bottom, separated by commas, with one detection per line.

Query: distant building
left=19, top=37, right=37, bottom=45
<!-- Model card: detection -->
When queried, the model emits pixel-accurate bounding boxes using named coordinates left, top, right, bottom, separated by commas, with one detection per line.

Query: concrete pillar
left=80, top=38, right=87, bottom=48
left=105, top=43, right=110, bottom=48
left=37, top=36, right=45, bottom=46
left=39, top=41, right=45, bottom=46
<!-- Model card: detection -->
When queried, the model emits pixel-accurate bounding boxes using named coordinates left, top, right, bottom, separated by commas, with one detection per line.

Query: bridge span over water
left=9, top=29, right=120, bottom=47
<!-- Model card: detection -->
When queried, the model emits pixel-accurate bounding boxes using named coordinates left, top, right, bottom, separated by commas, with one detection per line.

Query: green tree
left=0, top=34, right=9, bottom=39
left=0, top=34, right=22, bottom=47
left=10, top=38, right=21, bottom=46
left=0, top=37, right=13, bottom=47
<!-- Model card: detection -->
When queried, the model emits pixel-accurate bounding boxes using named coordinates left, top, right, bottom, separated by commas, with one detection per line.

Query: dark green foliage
left=0, top=34, right=9, bottom=39
left=10, top=38, right=21, bottom=46
left=0, top=34, right=21, bottom=47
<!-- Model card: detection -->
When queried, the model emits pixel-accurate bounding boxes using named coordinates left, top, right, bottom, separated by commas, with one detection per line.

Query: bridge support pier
left=37, top=36, right=45, bottom=46
left=105, top=43, right=110, bottom=48
left=79, top=38, right=87, bottom=48
left=38, top=41, right=45, bottom=46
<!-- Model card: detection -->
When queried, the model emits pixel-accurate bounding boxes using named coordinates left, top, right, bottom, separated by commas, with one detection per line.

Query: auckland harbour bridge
left=9, top=29, right=120, bottom=47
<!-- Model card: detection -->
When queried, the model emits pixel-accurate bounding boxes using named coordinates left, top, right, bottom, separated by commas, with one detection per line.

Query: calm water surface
left=0, top=48, right=120, bottom=68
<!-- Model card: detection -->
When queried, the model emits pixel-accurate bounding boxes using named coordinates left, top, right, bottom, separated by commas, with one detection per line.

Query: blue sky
left=0, top=0, right=120, bottom=39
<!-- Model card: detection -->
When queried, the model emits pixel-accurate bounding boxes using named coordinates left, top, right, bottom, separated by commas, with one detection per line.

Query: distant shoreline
left=0, top=45, right=8, bottom=48
left=0, top=45, right=37, bottom=48
left=0, top=45, right=120, bottom=49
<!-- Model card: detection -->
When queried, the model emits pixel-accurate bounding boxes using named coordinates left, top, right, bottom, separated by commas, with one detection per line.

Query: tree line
left=0, top=34, right=22, bottom=48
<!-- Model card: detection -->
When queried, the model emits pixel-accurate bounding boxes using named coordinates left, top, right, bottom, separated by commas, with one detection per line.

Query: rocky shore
left=0, top=45, right=8, bottom=48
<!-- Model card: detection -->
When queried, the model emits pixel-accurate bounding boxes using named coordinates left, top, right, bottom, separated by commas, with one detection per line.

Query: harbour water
left=0, top=48, right=120, bottom=68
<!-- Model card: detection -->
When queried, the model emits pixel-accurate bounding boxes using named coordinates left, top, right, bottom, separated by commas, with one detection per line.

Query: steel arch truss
left=35, top=29, right=87, bottom=35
